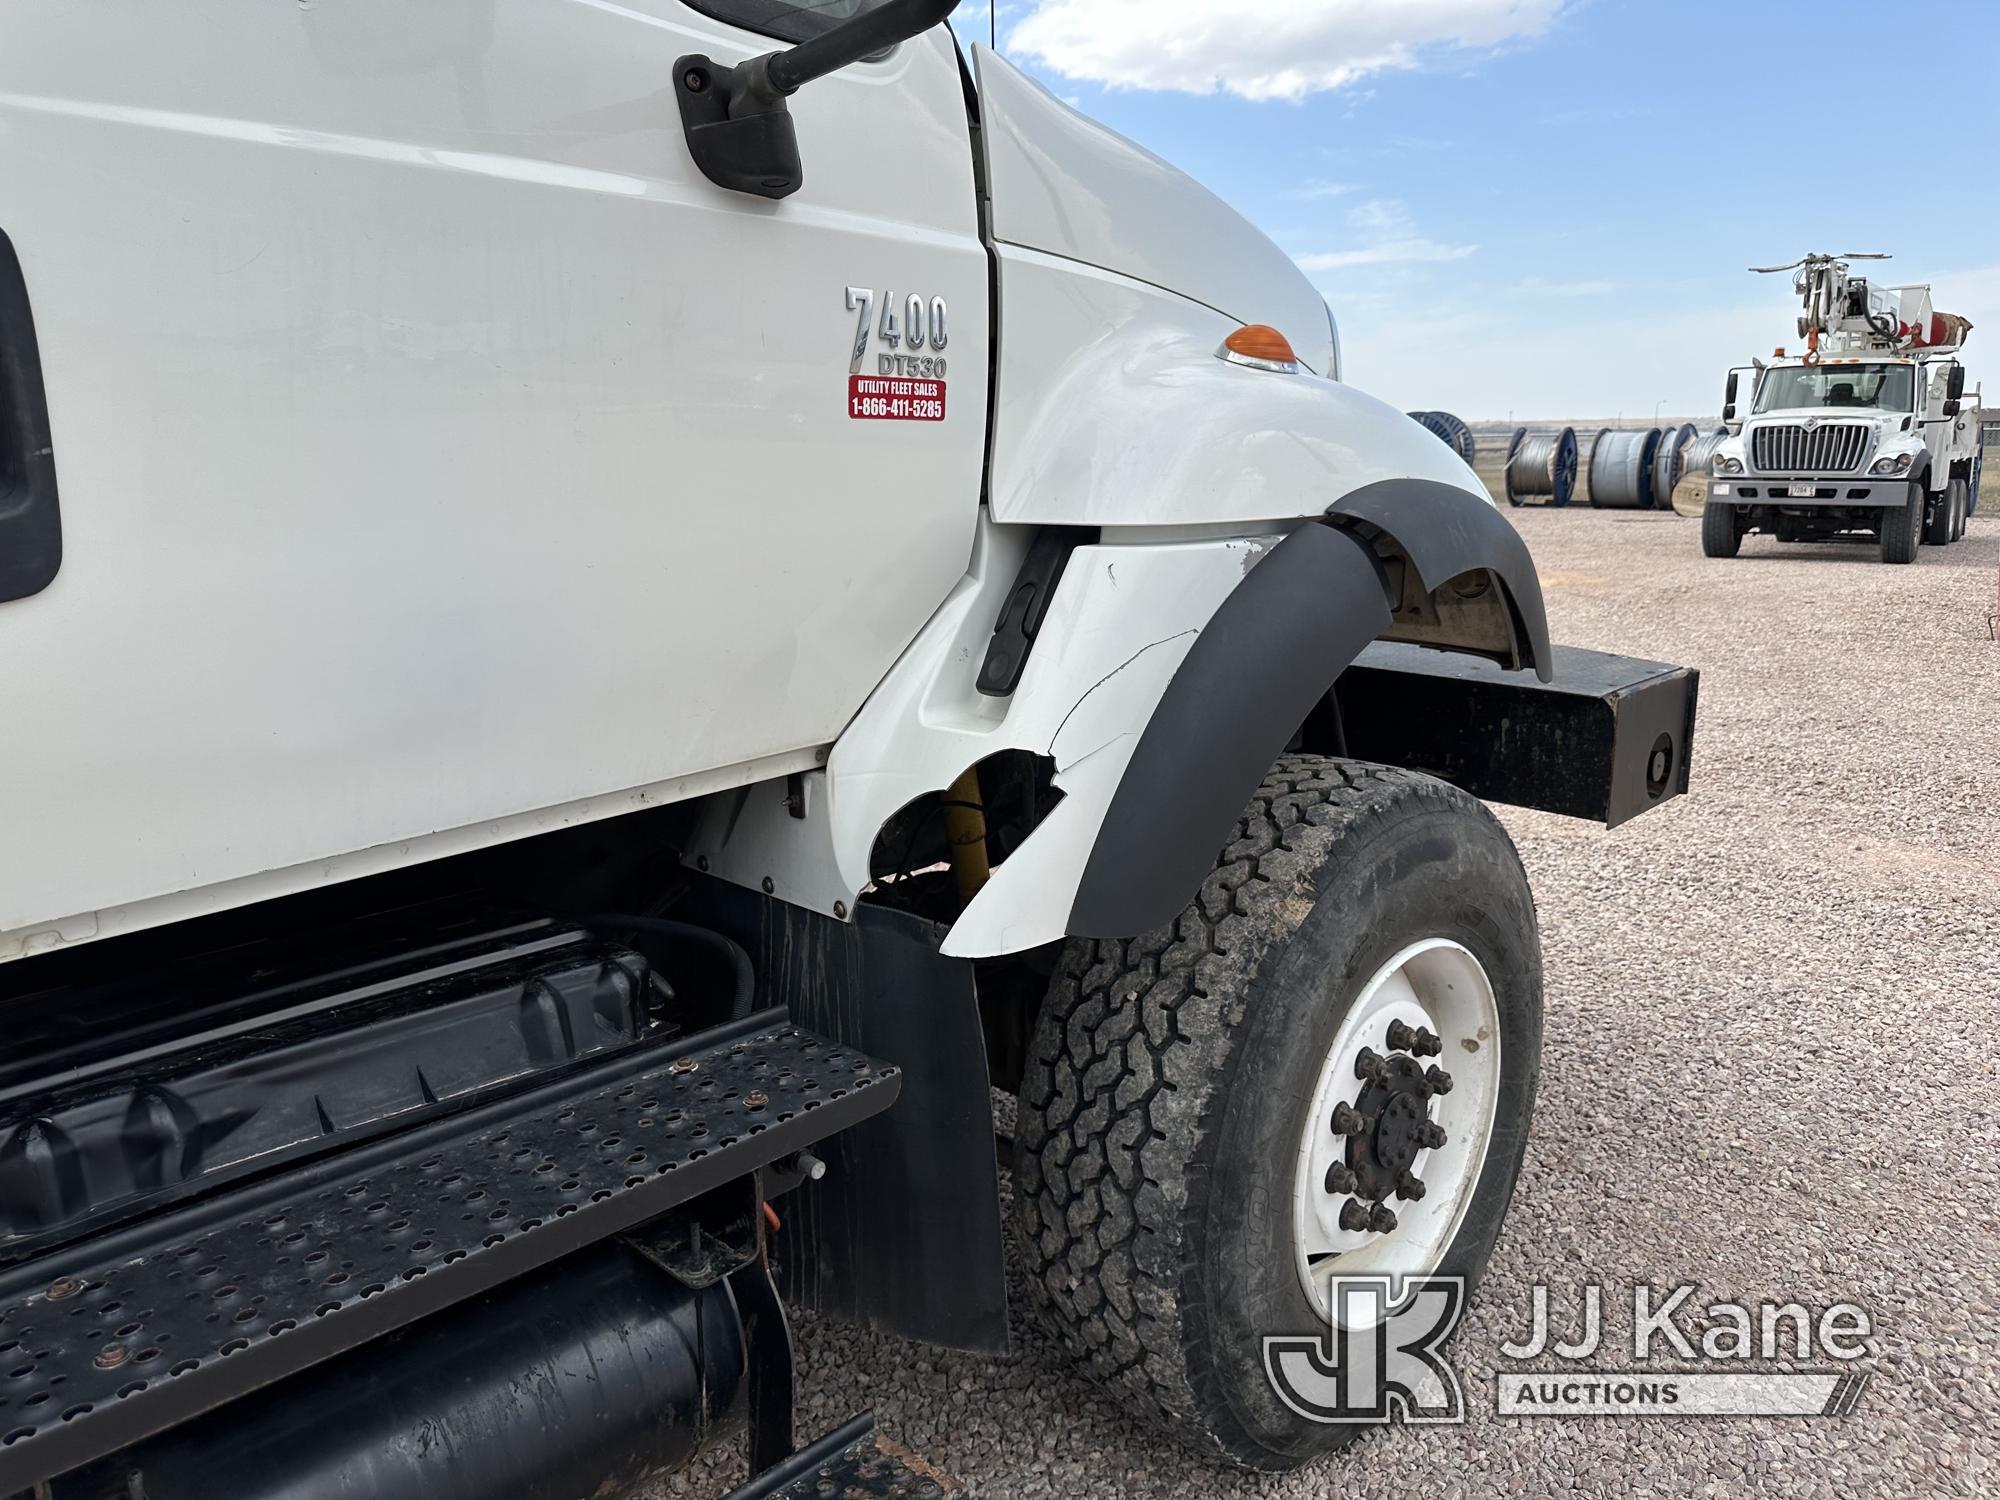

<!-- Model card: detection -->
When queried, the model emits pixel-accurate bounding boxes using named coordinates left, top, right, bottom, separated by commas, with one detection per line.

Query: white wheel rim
left=1291, top=938, right=1502, bottom=1324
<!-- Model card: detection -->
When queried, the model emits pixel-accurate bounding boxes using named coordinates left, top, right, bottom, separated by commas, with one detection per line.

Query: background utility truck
left=1705, top=253, right=1981, bottom=562
left=0, top=2, right=1698, bottom=1494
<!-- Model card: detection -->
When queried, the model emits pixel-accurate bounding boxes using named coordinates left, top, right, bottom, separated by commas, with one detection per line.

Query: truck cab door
left=0, top=2, right=989, bottom=943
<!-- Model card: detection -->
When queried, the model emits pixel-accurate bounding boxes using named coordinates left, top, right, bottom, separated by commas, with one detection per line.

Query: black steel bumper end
left=1337, top=641, right=1699, bottom=827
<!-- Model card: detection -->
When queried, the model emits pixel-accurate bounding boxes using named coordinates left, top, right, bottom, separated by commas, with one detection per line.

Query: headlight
left=1713, top=455, right=1743, bottom=476
left=1869, top=452, right=1915, bottom=476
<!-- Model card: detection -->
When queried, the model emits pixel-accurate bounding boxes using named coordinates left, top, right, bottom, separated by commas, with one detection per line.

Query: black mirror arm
left=766, top=0, right=959, bottom=94
left=678, top=0, right=958, bottom=199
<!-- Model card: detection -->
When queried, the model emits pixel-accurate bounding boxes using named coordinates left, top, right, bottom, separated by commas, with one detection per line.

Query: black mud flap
left=1336, top=641, right=1699, bottom=826
left=671, top=885, right=1010, bottom=1357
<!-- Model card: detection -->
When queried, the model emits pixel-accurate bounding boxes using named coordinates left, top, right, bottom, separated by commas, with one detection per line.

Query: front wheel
left=1701, top=500, right=1742, bottom=557
left=1015, top=758, right=1542, bottom=1469
left=1924, top=484, right=1955, bottom=546
left=1881, top=481, right=1924, bottom=564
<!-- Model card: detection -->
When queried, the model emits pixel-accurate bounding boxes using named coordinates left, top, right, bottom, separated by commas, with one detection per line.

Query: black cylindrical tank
left=52, top=1241, right=746, bottom=1500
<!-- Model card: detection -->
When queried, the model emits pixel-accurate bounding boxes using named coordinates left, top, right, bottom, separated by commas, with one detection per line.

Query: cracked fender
left=693, top=487, right=1551, bottom=956
left=1066, top=522, right=1392, bottom=938
left=1062, top=483, right=1553, bottom=940
left=689, top=523, right=1278, bottom=958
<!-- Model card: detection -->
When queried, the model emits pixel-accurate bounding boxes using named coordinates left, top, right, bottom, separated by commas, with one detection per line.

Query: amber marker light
left=1219, top=324, right=1300, bottom=374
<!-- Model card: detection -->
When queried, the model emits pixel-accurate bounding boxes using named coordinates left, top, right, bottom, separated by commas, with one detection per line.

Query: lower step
left=726, top=1416, right=959, bottom=1500
left=0, top=1015, right=898, bottom=1493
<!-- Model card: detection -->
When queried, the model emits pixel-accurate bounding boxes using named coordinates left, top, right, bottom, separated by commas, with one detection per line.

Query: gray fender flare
left=1067, top=479, right=1552, bottom=939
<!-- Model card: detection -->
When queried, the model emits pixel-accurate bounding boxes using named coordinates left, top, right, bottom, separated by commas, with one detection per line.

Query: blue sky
left=959, top=0, right=1998, bottom=419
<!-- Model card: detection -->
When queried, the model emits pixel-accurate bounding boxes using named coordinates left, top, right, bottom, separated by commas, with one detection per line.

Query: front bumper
left=1337, top=642, right=1698, bottom=828
left=1710, top=476, right=1907, bottom=508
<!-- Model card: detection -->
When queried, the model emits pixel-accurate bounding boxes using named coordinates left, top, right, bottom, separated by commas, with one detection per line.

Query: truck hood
left=972, top=47, right=1335, bottom=376
left=1748, top=408, right=1905, bottom=424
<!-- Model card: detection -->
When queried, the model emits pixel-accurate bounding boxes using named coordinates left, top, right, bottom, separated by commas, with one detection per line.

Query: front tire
left=1015, top=758, right=1542, bottom=1469
left=1702, top=500, right=1742, bottom=557
left=1881, top=481, right=1924, bottom=564
left=1924, top=483, right=1954, bottom=546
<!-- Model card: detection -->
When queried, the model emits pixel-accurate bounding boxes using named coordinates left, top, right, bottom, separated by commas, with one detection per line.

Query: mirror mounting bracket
left=674, top=54, right=803, bottom=201
left=673, top=0, right=958, bottom=200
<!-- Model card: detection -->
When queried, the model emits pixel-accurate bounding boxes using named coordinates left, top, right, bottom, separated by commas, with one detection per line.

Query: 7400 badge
left=846, top=285, right=949, bottom=385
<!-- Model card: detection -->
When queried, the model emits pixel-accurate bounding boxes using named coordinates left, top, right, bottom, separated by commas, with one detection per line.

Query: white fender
left=988, top=247, right=1485, bottom=529
left=689, top=520, right=1273, bottom=957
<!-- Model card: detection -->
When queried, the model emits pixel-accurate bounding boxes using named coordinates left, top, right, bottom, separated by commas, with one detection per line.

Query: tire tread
left=1014, top=757, right=1509, bottom=1462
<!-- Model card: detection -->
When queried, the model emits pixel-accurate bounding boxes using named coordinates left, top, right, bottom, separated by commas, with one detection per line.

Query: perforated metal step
left=0, top=1016, right=897, bottom=1493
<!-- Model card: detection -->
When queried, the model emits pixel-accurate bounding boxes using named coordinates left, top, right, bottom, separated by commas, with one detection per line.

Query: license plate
left=1787, top=483, right=1817, bottom=498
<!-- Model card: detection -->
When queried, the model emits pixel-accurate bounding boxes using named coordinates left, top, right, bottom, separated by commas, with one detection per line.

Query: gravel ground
left=658, top=506, right=2000, bottom=1500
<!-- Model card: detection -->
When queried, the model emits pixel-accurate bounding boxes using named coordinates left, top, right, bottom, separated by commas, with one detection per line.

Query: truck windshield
left=1753, top=364, right=1914, bottom=413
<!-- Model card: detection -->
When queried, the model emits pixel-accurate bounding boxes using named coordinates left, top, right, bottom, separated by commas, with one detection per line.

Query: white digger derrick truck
left=0, top=2, right=1700, bottom=1494
left=1704, top=253, right=1982, bottom=562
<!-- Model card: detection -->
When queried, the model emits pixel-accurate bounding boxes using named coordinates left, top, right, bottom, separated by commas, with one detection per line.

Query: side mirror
left=675, top=0, right=960, bottom=200
left=1947, top=364, right=1966, bottom=400
left=1943, top=398, right=1961, bottom=418
left=1722, top=371, right=1738, bottom=422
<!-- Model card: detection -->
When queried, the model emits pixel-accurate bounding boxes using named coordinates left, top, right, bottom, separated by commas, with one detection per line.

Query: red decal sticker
left=848, top=375, right=946, bottom=422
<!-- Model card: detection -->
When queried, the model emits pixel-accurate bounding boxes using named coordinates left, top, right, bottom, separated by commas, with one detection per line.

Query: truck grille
left=1750, top=423, right=1871, bottom=475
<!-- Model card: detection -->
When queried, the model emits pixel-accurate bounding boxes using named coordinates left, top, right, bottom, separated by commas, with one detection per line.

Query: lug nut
left=1324, top=1163, right=1357, bottom=1195
left=1425, top=1065, right=1454, bottom=1095
left=1330, top=1102, right=1365, bottom=1136
left=1411, top=1027, right=1444, bottom=1058
left=1338, top=1198, right=1373, bottom=1233
left=1354, top=1047, right=1388, bottom=1082
left=1386, top=1019, right=1417, bottom=1052
left=1395, top=1171, right=1427, bottom=1202
left=1368, top=1204, right=1399, bottom=1234
left=1418, top=1121, right=1448, bottom=1150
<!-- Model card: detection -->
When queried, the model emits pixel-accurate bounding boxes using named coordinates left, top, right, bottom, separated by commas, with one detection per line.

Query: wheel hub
left=1339, top=1037, right=1448, bottom=1207
left=1292, top=940, right=1502, bottom=1323
left=1355, top=1073, right=1427, bottom=1188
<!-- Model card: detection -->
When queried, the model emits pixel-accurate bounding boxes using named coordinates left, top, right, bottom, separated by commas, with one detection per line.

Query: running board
left=0, top=1015, right=898, bottom=1493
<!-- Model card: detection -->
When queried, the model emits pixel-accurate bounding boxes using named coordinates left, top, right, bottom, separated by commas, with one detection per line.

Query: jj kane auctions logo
left=1264, top=1279, right=1874, bottom=1423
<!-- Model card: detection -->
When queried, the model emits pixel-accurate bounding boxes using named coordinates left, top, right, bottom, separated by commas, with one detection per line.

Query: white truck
left=0, top=3, right=1699, bottom=1494
left=1704, top=254, right=1981, bottom=562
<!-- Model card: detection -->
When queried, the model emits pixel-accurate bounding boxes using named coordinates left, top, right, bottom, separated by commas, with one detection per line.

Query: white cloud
left=1285, top=180, right=1354, bottom=201
left=1007, top=0, right=1564, bottom=102
left=1293, top=199, right=1475, bottom=273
